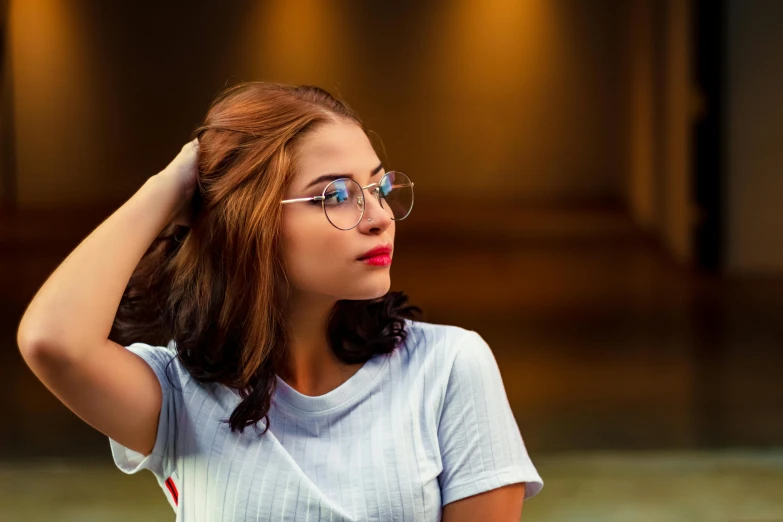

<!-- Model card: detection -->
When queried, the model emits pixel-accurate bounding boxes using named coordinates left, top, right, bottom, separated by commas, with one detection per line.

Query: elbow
left=18, top=338, right=84, bottom=377
left=17, top=312, right=51, bottom=358
left=17, top=325, right=43, bottom=360
left=18, top=333, right=58, bottom=366
left=17, top=307, right=93, bottom=361
left=17, top=326, right=75, bottom=367
left=18, top=317, right=49, bottom=354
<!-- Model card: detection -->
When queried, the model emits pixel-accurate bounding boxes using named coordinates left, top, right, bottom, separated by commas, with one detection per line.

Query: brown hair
left=110, top=82, right=422, bottom=435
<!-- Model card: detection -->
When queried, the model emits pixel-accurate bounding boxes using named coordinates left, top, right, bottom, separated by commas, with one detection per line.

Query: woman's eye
left=323, top=189, right=349, bottom=206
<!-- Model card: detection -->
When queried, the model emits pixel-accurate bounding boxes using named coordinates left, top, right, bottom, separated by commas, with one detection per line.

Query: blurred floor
left=2, top=200, right=783, bottom=518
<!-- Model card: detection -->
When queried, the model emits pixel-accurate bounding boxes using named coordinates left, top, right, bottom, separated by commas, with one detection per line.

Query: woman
left=17, top=82, right=543, bottom=521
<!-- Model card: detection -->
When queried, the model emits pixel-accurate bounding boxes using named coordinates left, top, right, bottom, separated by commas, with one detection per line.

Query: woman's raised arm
left=16, top=140, right=198, bottom=456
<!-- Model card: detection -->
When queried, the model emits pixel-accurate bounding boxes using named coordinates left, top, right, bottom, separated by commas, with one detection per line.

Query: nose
left=357, top=186, right=392, bottom=232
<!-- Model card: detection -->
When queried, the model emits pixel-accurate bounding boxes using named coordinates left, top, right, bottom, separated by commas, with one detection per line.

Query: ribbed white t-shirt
left=109, top=318, right=543, bottom=521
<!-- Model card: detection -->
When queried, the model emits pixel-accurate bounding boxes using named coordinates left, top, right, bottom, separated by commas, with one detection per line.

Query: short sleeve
left=108, top=341, right=181, bottom=483
left=437, top=330, right=544, bottom=505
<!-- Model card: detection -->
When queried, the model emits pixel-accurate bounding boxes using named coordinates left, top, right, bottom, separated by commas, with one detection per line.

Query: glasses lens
left=380, top=172, right=414, bottom=220
left=323, top=178, right=364, bottom=230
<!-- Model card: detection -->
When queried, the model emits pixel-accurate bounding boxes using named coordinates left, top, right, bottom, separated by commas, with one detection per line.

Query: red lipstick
left=357, top=244, right=393, bottom=266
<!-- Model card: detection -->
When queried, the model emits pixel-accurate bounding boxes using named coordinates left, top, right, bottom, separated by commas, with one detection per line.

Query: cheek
left=282, top=208, right=321, bottom=257
left=281, top=218, right=351, bottom=287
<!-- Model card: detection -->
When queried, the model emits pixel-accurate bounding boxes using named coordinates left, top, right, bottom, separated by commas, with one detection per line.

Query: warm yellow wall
left=626, top=0, right=693, bottom=266
left=9, top=0, right=107, bottom=206
left=628, top=0, right=656, bottom=231
left=661, top=0, right=693, bottom=265
left=8, top=0, right=629, bottom=207
left=232, top=0, right=631, bottom=202
left=0, top=0, right=12, bottom=207
left=7, top=0, right=250, bottom=208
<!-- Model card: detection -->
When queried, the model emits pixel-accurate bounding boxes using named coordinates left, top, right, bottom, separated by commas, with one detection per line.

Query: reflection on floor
left=2, top=451, right=782, bottom=521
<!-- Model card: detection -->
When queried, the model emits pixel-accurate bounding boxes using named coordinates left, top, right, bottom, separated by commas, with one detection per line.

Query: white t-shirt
left=109, top=318, right=543, bottom=521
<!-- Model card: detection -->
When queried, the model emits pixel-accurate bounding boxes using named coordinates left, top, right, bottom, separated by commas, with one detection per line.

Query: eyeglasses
left=280, top=171, right=414, bottom=230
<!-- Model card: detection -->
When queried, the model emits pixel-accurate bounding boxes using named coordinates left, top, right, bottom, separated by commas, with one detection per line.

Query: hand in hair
left=160, top=138, right=200, bottom=227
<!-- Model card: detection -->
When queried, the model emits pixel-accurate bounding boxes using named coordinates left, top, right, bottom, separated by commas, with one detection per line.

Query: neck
left=280, top=291, right=346, bottom=394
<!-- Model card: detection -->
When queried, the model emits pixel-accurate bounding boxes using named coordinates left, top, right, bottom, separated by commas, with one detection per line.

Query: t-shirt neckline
left=272, top=352, right=390, bottom=414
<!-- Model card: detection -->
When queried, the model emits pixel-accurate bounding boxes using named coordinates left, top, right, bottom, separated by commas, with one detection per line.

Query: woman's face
left=281, top=119, right=395, bottom=302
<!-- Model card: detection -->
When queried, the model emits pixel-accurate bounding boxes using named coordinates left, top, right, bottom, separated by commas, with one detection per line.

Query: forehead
left=292, top=120, right=379, bottom=183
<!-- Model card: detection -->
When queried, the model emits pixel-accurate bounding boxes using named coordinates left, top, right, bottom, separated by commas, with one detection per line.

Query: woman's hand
left=159, top=138, right=200, bottom=226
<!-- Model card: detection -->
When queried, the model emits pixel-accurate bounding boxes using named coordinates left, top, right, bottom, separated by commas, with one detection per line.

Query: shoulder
left=403, top=317, right=469, bottom=350
left=403, top=319, right=504, bottom=391
left=403, top=317, right=475, bottom=346
left=401, top=318, right=490, bottom=375
left=404, top=317, right=487, bottom=352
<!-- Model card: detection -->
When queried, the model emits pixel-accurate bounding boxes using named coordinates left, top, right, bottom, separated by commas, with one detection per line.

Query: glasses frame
left=280, top=171, right=414, bottom=230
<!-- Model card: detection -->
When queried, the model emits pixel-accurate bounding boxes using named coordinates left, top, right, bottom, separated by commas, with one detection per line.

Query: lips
left=357, top=244, right=393, bottom=260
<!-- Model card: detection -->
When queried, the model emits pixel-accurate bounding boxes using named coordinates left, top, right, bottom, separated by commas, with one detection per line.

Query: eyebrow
left=305, top=162, right=384, bottom=189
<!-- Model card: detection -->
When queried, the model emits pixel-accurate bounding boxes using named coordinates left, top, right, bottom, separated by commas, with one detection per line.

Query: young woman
left=17, top=82, right=543, bottom=521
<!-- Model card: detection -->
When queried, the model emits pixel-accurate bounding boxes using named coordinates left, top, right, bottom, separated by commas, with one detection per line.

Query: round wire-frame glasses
left=280, top=171, right=414, bottom=230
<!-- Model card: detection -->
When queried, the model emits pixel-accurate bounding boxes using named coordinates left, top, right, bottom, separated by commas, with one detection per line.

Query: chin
left=341, top=278, right=391, bottom=301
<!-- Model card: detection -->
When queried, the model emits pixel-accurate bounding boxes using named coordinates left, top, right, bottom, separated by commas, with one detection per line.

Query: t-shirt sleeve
left=108, top=342, right=180, bottom=483
left=437, top=330, right=544, bottom=505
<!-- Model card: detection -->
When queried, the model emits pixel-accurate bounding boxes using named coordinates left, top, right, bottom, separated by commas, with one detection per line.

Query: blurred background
left=1, top=0, right=782, bottom=520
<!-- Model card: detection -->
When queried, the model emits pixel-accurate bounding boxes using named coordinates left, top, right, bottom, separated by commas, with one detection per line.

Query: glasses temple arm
left=281, top=195, right=325, bottom=204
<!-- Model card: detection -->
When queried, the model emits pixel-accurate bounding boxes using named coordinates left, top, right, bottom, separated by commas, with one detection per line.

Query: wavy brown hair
left=109, top=82, right=423, bottom=435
